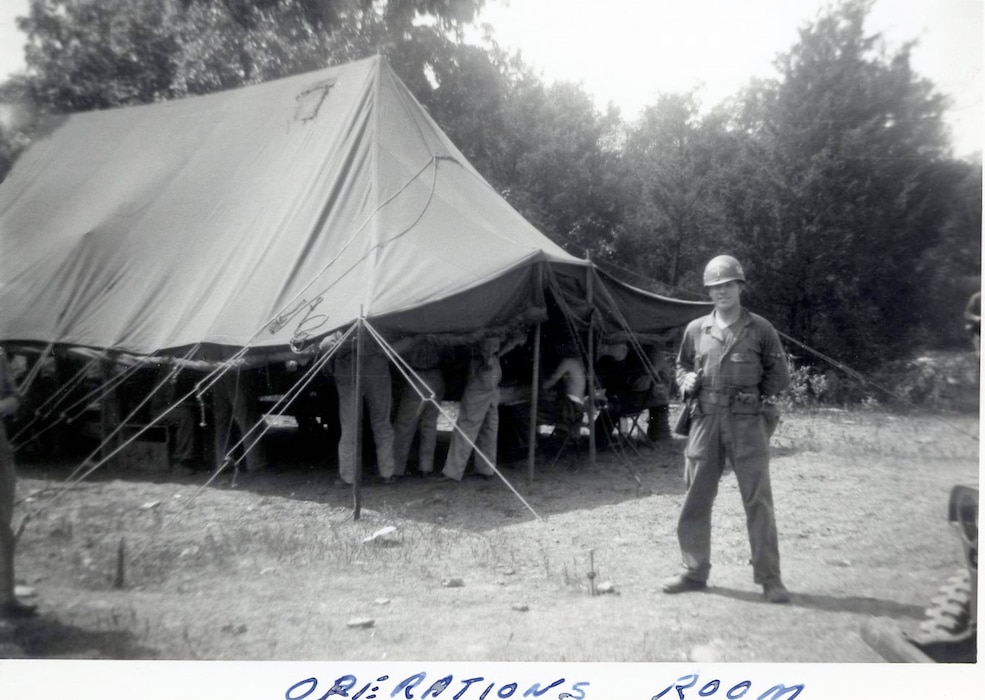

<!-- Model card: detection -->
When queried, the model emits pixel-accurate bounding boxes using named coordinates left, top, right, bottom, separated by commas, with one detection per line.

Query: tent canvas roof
left=0, top=56, right=707, bottom=358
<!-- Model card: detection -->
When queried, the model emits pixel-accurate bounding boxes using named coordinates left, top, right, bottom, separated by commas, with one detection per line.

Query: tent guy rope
left=363, top=319, right=543, bottom=523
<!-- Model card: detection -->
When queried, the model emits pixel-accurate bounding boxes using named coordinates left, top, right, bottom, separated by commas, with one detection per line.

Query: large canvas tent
left=0, top=55, right=706, bottom=358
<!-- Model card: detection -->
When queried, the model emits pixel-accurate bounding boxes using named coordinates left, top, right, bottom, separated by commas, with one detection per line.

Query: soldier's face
left=708, top=280, right=743, bottom=312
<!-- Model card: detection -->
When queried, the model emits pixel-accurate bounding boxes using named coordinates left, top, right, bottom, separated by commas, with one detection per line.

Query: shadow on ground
left=20, top=428, right=690, bottom=533
left=708, top=586, right=927, bottom=619
left=11, top=615, right=158, bottom=659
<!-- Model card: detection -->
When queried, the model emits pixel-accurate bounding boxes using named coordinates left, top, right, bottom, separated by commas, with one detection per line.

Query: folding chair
left=540, top=394, right=586, bottom=464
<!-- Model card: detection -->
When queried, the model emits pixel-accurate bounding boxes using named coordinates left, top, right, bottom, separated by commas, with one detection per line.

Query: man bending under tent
left=331, top=337, right=396, bottom=487
left=441, top=327, right=528, bottom=482
left=1, top=347, right=37, bottom=619
left=392, top=337, right=450, bottom=478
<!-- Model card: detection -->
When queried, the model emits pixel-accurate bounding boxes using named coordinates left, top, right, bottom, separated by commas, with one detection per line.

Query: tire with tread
left=919, top=569, right=973, bottom=637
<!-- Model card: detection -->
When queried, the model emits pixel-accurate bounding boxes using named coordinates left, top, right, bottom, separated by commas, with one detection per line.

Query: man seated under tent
left=637, top=345, right=675, bottom=442
left=441, top=326, right=528, bottom=482
left=593, top=341, right=677, bottom=445
left=540, top=353, right=587, bottom=444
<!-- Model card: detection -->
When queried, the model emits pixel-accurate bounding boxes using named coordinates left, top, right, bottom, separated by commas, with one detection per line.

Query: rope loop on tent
left=219, top=326, right=354, bottom=480
left=265, top=155, right=442, bottom=352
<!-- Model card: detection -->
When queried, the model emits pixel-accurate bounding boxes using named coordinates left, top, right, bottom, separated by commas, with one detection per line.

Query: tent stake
left=114, top=536, right=126, bottom=589
left=587, top=548, right=597, bottom=597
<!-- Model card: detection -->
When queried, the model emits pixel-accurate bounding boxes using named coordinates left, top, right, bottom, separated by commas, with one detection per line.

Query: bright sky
left=473, top=0, right=983, bottom=158
left=0, top=0, right=981, bottom=156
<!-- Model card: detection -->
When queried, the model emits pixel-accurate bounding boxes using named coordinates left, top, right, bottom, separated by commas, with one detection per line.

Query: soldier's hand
left=680, top=372, right=699, bottom=395
left=318, top=331, right=344, bottom=353
left=0, top=395, right=19, bottom=417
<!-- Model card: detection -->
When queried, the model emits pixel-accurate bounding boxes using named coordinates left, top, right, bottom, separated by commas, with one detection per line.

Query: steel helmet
left=703, top=255, right=746, bottom=287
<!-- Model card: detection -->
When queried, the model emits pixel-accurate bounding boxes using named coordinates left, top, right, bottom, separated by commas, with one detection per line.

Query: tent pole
left=527, top=320, right=541, bottom=482
left=99, top=353, right=120, bottom=467
left=586, top=265, right=596, bottom=469
left=352, top=315, right=365, bottom=520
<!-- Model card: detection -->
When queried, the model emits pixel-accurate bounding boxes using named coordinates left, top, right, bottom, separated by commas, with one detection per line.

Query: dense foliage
left=0, top=0, right=979, bottom=373
left=10, top=0, right=483, bottom=108
left=731, top=2, right=962, bottom=363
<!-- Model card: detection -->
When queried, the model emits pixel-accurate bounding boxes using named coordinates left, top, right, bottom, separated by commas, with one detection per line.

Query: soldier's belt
left=697, top=390, right=732, bottom=407
left=697, top=388, right=761, bottom=411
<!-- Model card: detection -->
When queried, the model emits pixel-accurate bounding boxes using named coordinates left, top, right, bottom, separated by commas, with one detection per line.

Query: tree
left=18, top=0, right=181, bottom=110
left=13, top=0, right=486, bottom=110
left=502, top=80, right=624, bottom=259
left=618, top=93, right=737, bottom=292
left=913, top=157, right=983, bottom=347
left=387, top=31, right=517, bottom=178
left=395, top=34, right=624, bottom=259
left=0, top=77, right=37, bottom=182
left=731, top=0, right=954, bottom=366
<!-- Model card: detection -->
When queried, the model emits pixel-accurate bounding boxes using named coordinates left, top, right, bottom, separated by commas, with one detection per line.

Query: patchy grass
left=4, top=403, right=979, bottom=662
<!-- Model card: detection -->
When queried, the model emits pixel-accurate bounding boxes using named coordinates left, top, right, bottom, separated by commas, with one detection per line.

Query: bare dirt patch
left=3, top=405, right=979, bottom=663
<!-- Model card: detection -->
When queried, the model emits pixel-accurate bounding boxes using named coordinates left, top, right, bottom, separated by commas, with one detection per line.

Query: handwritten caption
left=282, top=670, right=805, bottom=700
left=651, top=673, right=805, bottom=700
left=285, top=673, right=590, bottom=700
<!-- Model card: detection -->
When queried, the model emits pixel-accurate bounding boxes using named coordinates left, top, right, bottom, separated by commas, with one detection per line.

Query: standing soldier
left=963, top=290, right=980, bottom=359
left=1, top=347, right=37, bottom=618
left=392, top=337, right=448, bottom=478
left=212, top=367, right=269, bottom=474
left=662, top=255, right=792, bottom=603
left=332, top=337, right=396, bottom=486
left=441, top=327, right=527, bottom=482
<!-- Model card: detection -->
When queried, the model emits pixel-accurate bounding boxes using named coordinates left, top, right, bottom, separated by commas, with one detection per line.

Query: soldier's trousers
left=335, top=353, right=395, bottom=484
left=678, top=406, right=781, bottom=585
left=0, top=426, right=16, bottom=601
left=213, top=372, right=267, bottom=472
left=392, top=368, right=445, bottom=475
left=442, top=372, right=499, bottom=480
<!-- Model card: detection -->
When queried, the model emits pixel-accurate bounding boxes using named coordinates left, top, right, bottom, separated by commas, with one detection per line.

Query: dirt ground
left=0, top=403, right=979, bottom=665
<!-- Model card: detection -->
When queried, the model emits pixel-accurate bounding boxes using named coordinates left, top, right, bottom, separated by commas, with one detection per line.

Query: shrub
left=779, top=359, right=872, bottom=408
left=780, top=350, right=979, bottom=412
left=872, top=351, right=980, bottom=412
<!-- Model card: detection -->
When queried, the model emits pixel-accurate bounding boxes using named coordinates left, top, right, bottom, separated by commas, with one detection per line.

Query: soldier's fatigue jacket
left=676, top=309, right=789, bottom=446
left=673, top=309, right=790, bottom=584
left=0, top=351, right=18, bottom=480
left=0, top=352, right=16, bottom=452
